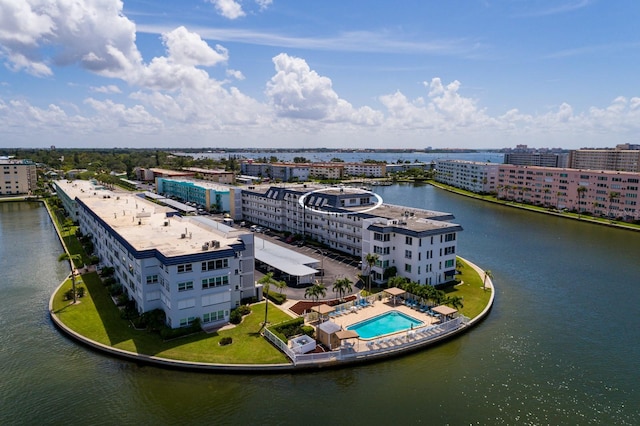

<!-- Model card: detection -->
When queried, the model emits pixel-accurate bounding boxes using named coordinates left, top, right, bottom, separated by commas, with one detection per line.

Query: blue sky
left=1, top=0, right=639, bottom=150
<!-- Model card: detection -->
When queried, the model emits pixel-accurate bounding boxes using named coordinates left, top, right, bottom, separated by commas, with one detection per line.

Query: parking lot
left=249, top=228, right=363, bottom=300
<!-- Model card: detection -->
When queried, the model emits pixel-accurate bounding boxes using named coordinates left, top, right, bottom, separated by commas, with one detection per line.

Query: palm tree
left=304, top=282, right=327, bottom=304
left=332, top=277, right=353, bottom=302
left=446, top=295, right=464, bottom=310
left=577, top=186, right=587, bottom=217
left=483, top=270, right=493, bottom=291
left=364, top=252, right=379, bottom=294
left=258, top=272, right=276, bottom=328
left=273, top=279, right=287, bottom=295
left=58, top=252, right=82, bottom=303
left=608, top=191, right=620, bottom=218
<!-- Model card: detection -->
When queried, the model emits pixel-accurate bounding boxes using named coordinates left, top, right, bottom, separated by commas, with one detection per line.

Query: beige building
left=184, top=167, right=235, bottom=184
left=308, top=164, right=344, bottom=180
left=0, top=159, right=37, bottom=196
left=569, top=149, right=640, bottom=172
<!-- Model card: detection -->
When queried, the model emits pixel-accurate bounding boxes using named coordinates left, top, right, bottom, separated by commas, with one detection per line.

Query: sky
left=1, top=0, right=639, bottom=150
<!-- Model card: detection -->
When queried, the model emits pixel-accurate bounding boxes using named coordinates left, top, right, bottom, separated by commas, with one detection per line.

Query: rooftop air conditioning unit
left=181, top=233, right=186, bottom=239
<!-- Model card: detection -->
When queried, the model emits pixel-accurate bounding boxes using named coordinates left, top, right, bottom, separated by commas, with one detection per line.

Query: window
left=179, top=317, right=196, bottom=327
left=404, top=264, right=412, bottom=273
left=202, top=259, right=229, bottom=271
left=444, top=246, right=455, bottom=255
left=374, top=233, right=390, bottom=242
left=203, top=310, right=226, bottom=323
left=202, top=275, right=229, bottom=289
left=177, top=264, right=192, bottom=273
left=445, top=259, right=455, bottom=268
left=178, top=281, right=194, bottom=292
left=178, top=298, right=196, bottom=310
left=404, top=250, right=412, bottom=259
left=146, top=274, right=159, bottom=284
left=374, top=246, right=390, bottom=255
left=405, top=236, right=413, bottom=245
left=444, top=233, right=456, bottom=242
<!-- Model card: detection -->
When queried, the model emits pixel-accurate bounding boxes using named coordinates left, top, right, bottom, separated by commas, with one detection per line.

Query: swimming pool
left=347, top=311, right=423, bottom=339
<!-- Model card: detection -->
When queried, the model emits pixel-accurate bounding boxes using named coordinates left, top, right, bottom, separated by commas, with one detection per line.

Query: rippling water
left=1, top=190, right=639, bottom=425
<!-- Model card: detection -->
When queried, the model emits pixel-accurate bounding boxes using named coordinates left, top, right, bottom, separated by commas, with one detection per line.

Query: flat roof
left=254, top=237, right=319, bottom=277
left=158, top=177, right=231, bottom=192
left=55, top=180, right=245, bottom=257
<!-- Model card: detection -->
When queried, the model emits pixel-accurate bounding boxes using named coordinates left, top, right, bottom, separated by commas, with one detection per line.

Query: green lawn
left=53, top=272, right=292, bottom=364
left=443, top=259, right=492, bottom=319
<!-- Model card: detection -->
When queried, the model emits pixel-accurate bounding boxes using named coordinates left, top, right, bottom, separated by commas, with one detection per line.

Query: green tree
left=608, top=191, right=620, bottom=218
left=446, top=295, right=464, bottom=309
left=332, top=277, right=353, bottom=302
left=304, top=282, right=327, bottom=303
left=58, top=252, right=82, bottom=304
left=258, top=272, right=276, bottom=328
left=273, top=279, right=287, bottom=294
left=364, top=252, right=379, bottom=294
left=577, top=186, right=587, bottom=217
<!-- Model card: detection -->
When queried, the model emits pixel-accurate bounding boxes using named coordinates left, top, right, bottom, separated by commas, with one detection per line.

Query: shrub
left=160, top=327, right=191, bottom=340
left=237, top=305, right=251, bottom=316
left=120, top=301, right=138, bottom=320
left=268, top=317, right=305, bottom=343
left=116, top=293, right=129, bottom=306
left=76, top=286, right=85, bottom=298
left=103, top=277, right=117, bottom=286
left=63, top=289, right=75, bottom=301
left=229, top=309, right=242, bottom=324
left=160, top=321, right=201, bottom=340
left=108, top=283, right=122, bottom=296
left=219, top=337, right=233, bottom=346
left=265, top=289, right=286, bottom=305
left=139, top=309, right=166, bottom=332
left=241, top=296, right=258, bottom=305
left=100, top=267, right=115, bottom=277
left=89, top=255, right=99, bottom=265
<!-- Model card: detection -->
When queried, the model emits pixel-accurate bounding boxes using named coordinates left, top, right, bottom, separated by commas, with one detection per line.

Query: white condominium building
left=54, top=180, right=256, bottom=329
left=435, top=160, right=500, bottom=194
left=240, top=184, right=462, bottom=286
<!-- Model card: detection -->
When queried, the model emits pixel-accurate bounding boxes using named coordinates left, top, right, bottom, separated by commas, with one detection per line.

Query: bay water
left=1, top=184, right=638, bottom=425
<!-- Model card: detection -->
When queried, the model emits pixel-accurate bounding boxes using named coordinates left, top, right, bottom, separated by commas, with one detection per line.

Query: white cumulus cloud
left=0, top=0, right=142, bottom=78
left=209, top=0, right=245, bottom=20
left=265, top=53, right=383, bottom=125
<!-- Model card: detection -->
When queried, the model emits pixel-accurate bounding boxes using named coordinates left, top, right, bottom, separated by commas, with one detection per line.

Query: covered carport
left=254, top=237, right=319, bottom=285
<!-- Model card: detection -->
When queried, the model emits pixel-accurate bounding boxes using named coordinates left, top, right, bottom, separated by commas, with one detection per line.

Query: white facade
left=362, top=217, right=460, bottom=286
left=240, top=184, right=462, bottom=286
left=55, top=180, right=256, bottom=329
left=435, top=160, right=500, bottom=194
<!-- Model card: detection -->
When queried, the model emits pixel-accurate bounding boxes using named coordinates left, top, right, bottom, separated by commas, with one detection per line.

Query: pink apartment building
left=497, top=165, right=640, bottom=220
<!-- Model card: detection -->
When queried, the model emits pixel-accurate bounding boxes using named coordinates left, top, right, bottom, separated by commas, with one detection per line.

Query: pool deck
left=329, top=300, right=438, bottom=332
left=316, top=298, right=442, bottom=354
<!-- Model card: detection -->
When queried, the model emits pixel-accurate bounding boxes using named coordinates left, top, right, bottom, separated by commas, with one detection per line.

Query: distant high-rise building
left=504, top=152, right=569, bottom=168
left=569, top=149, right=640, bottom=172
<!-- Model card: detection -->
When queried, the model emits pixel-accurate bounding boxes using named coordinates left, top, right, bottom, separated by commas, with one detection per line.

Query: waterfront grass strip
left=53, top=272, right=291, bottom=364
left=445, top=259, right=491, bottom=319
